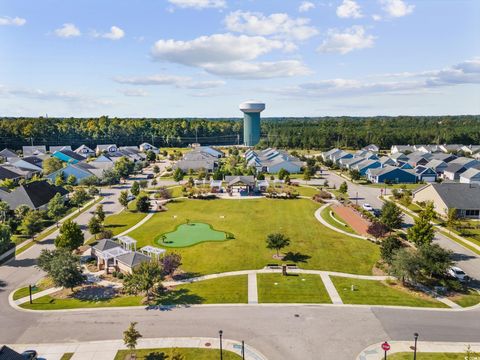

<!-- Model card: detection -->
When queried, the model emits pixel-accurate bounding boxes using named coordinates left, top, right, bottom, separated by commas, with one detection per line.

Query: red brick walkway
left=332, top=204, right=371, bottom=236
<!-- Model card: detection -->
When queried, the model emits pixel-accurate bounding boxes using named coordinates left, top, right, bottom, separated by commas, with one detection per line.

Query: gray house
left=0, top=180, right=68, bottom=210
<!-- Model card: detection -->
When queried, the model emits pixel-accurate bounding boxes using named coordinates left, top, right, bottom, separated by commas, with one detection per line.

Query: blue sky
left=1, top=0, right=479, bottom=117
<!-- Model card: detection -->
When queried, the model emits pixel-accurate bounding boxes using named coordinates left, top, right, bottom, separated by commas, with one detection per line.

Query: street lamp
left=413, top=332, right=419, bottom=360
left=355, top=191, right=358, bottom=206
left=219, top=330, right=223, bottom=360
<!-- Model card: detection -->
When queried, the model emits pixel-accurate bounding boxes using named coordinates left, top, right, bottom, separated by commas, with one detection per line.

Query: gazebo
left=140, top=245, right=166, bottom=259
left=117, top=235, right=137, bottom=251
left=96, top=246, right=130, bottom=274
left=225, top=176, right=256, bottom=193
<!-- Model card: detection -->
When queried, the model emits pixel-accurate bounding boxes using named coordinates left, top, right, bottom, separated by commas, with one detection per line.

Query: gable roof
left=422, top=183, right=480, bottom=209
left=0, top=148, right=18, bottom=159
left=54, top=149, right=86, bottom=161
left=22, top=156, right=43, bottom=167
left=460, top=167, right=480, bottom=180
left=225, top=175, right=256, bottom=186
left=0, top=180, right=68, bottom=209
left=0, top=345, right=24, bottom=360
left=116, top=251, right=151, bottom=268
left=50, top=145, right=72, bottom=153
left=74, top=144, right=95, bottom=154
left=425, top=159, right=447, bottom=169
left=91, top=239, right=121, bottom=252
left=22, top=145, right=47, bottom=156
left=0, top=166, right=23, bottom=180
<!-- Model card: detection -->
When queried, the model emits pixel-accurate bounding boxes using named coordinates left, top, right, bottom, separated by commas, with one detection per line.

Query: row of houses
left=391, top=144, right=480, bottom=156
left=174, top=146, right=224, bottom=172
left=0, top=180, right=69, bottom=210
left=245, top=148, right=303, bottom=174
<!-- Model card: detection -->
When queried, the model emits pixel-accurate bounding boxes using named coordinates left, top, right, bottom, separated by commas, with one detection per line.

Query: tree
left=114, top=157, right=134, bottom=179
left=66, top=174, right=77, bottom=185
left=95, top=204, right=105, bottom=222
left=367, top=221, right=389, bottom=239
left=339, top=181, right=348, bottom=194
left=55, top=173, right=65, bottom=186
left=380, top=235, right=403, bottom=265
left=70, top=188, right=88, bottom=207
left=0, top=201, right=10, bottom=223
left=349, top=169, right=361, bottom=181
left=87, top=186, right=100, bottom=197
left=15, top=205, right=31, bottom=221
left=380, top=202, right=403, bottom=229
left=0, top=224, right=12, bottom=254
left=173, top=168, right=184, bottom=182
left=47, top=193, right=66, bottom=221
left=119, top=190, right=129, bottom=208
left=423, top=201, right=436, bottom=222
left=151, top=179, right=157, bottom=186
left=37, top=249, right=85, bottom=291
left=43, top=157, right=63, bottom=175
left=389, top=248, right=423, bottom=285
left=278, top=168, right=289, bottom=180
left=123, top=322, right=142, bottom=359
left=21, top=211, right=43, bottom=238
left=101, top=169, right=121, bottom=186
left=266, top=233, right=290, bottom=257
left=88, top=216, right=102, bottom=239
left=160, top=253, right=182, bottom=276
left=146, top=150, right=156, bottom=162
left=303, top=167, right=311, bottom=181
left=55, top=219, right=84, bottom=250
left=0, top=178, right=15, bottom=189
left=123, top=261, right=163, bottom=299
left=130, top=181, right=140, bottom=196
left=139, top=180, right=148, bottom=189
left=407, top=213, right=435, bottom=246
left=136, top=195, right=150, bottom=213
left=418, top=244, right=453, bottom=279
left=447, top=208, right=458, bottom=229
left=153, top=165, right=160, bottom=174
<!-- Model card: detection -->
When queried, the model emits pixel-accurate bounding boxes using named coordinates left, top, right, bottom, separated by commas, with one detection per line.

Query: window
left=465, top=210, right=480, bottom=217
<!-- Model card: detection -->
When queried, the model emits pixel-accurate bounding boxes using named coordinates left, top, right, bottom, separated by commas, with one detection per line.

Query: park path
left=332, top=204, right=371, bottom=236
left=320, top=273, right=343, bottom=304
left=314, top=203, right=370, bottom=240
left=248, top=273, right=258, bottom=304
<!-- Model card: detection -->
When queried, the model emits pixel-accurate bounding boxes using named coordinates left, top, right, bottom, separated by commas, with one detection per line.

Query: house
left=74, top=144, right=96, bottom=157
left=49, top=145, right=72, bottom=153
left=378, top=156, right=396, bottom=167
left=443, top=163, right=468, bottom=181
left=367, top=166, right=417, bottom=184
left=415, top=145, right=441, bottom=153
left=400, top=162, right=414, bottom=169
left=0, top=148, right=19, bottom=163
left=195, top=146, right=224, bottom=158
left=0, top=180, right=68, bottom=210
left=351, top=159, right=381, bottom=176
left=430, top=152, right=457, bottom=163
left=425, top=159, right=448, bottom=175
left=406, top=152, right=433, bottom=167
left=459, top=168, right=480, bottom=184
left=413, top=183, right=480, bottom=219
left=139, top=142, right=159, bottom=153
left=331, top=150, right=353, bottom=164
left=390, top=145, right=414, bottom=154
left=46, top=162, right=106, bottom=184
left=339, top=157, right=365, bottom=169
left=52, top=149, right=86, bottom=164
left=175, top=159, right=217, bottom=172
left=0, top=345, right=25, bottom=360
left=118, top=147, right=146, bottom=162
left=96, top=144, right=118, bottom=155
left=361, top=144, right=379, bottom=153
left=116, top=252, right=152, bottom=274
left=245, top=148, right=303, bottom=174
left=22, top=145, right=47, bottom=157
left=414, top=166, right=437, bottom=183
left=389, top=152, right=409, bottom=165
left=0, top=164, right=36, bottom=180
left=439, top=144, right=464, bottom=154
left=322, top=148, right=342, bottom=161
left=0, top=165, right=24, bottom=182
left=11, top=156, right=43, bottom=172
left=461, top=145, right=480, bottom=155
left=225, top=175, right=256, bottom=192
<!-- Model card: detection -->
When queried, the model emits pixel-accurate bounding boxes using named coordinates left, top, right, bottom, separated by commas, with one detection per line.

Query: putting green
left=155, top=222, right=230, bottom=248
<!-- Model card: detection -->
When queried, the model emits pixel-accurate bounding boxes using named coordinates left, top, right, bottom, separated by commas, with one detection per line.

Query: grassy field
left=295, top=186, right=319, bottom=197
left=128, top=198, right=380, bottom=275
left=257, top=273, right=331, bottom=303
left=164, top=275, right=248, bottom=304
left=157, top=222, right=227, bottom=248
left=320, top=205, right=357, bottom=234
left=366, top=183, right=423, bottom=190
left=114, top=348, right=241, bottom=360
left=331, top=277, right=447, bottom=308
left=448, top=289, right=480, bottom=307
left=20, top=293, right=143, bottom=310
left=102, top=208, right=148, bottom=238
left=12, top=277, right=53, bottom=300
left=388, top=352, right=469, bottom=359
left=168, top=185, right=184, bottom=198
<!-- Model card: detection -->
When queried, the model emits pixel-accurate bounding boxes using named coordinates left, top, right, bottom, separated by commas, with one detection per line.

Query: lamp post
left=219, top=330, right=223, bottom=360
left=356, top=191, right=358, bottom=206
left=413, top=332, right=419, bottom=360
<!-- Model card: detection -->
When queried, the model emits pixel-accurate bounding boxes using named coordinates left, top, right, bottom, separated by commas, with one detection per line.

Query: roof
left=425, top=159, right=447, bottom=168
left=116, top=251, right=151, bottom=268
left=0, top=345, right=24, bottom=360
left=460, top=167, right=480, bottom=180
left=23, top=145, right=47, bottom=156
left=225, top=175, right=256, bottom=186
left=443, top=163, right=467, bottom=174
left=91, top=239, right=121, bottom=252
left=0, top=148, right=18, bottom=158
left=0, top=166, right=23, bottom=180
left=390, top=152, right=408, bottom=160
left=54, top=149, right=86, bottom=161
left=420, top=183, right=480, bottom=209
left=22, top=156, right=43, bottom=167
left=0, top=180, right=68, bottom=209
left=50, top=145, right=72, bottom=153
left=74, top=144, right=95, bottom=153
left=430, top=153, right=457, bottom=162
left=367, top=166, right=415, bottom=177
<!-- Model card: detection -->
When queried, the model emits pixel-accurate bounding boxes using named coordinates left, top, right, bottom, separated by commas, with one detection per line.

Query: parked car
left=21, top=350, right=38, bottom=359
left=126, top=195, right=135, bottom=201
left=448, top=266, right=468, bottom=282
left=146, top=173, right=154, bottom=179
left=362, top=203, right=374, bottom=212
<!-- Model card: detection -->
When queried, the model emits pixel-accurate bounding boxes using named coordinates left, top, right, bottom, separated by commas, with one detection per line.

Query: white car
left=448, top=266, right=468, bottom=282
left=127, top=195, right=135, bottom=201
left=362, top=203, right=374, bottom=212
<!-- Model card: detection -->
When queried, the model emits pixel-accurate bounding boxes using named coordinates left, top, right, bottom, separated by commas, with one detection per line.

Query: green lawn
left=388, top=352, right=469, bottom=359
left=295, top=186, right=319, bottom=197
left=449, top=289, right=480, bottom=307
left=331, top=277, right=447, bottom=308
left=20, top=293, right=143, bottom=310
left=157, top=222, right=228, bottom=248
left=367, top=183, right=423, bottom=190
left=128, top=198, right=380, bottom=276
left=102, top=209, right=148, bottom=237
left=320, top=205, right=357, bottom=234
left=257, top=273, right=331, bottom=303
left=168, top=185, right=184, bottom=198
left=114, top=348, right=241, bottom=360
left=12, top=277, right=53, bottom=300
left=162, top=275, right=248, bottom=305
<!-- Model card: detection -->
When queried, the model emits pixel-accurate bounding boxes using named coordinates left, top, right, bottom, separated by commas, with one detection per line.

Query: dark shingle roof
left=56, top=149, right=86, bottom=161
left=91, top=239, right=121, bottom=252
left=0, top=166, right=22, bottom=180
left=116, top=251, right=150, bottom=268
left=0, top=345, right=24, bottom=360
left=22, top=156, right=43, bottom=167
left=429, top=183, right=480, bottom=209
left=0, top=180, right=68, bottom=209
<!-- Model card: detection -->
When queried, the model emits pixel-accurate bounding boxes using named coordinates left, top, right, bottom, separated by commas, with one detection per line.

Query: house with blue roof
left=367, top=166, right=417, bottom=184
left=351, top=159, right=381, bottom=176
left=52, top=149, right=86, bottom=164
left=414, top=166, right=437, bottom=182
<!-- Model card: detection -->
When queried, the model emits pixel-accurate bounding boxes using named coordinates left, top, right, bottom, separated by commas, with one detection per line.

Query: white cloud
left=318, top=26, right=375, bottom=54
left=118, top=89, right=148, bottom=97
left=380, top=0, right=414, bottom=17
left=114, top=74, right=226, bottom=89
left=372, top=14, right=382, bottom=21
left=0, top=16, right=26, bottom=26
left=94, top=26, right=125, bottom=40
left=54, top=23, right=81, bottom=38
left=224, top=11, right=318, bottom=41
left=336, top=0, right=362, bottom=18
left=167, top=0, right=226, bottom=9
left=151, top=33, right=310, bottom=79
left=299, top=1, right=315, bottom=12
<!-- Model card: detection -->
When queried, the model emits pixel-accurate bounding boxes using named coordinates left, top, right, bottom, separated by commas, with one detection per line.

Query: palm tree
left=266, top=233, right=290, bottom=258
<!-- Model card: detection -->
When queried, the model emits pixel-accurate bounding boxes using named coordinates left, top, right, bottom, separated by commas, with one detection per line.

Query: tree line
left=0, top=115, right=479, bottom=150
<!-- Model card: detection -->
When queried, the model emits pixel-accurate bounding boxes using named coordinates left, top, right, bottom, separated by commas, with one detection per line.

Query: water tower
left=239, top=100, right=265, bottom=147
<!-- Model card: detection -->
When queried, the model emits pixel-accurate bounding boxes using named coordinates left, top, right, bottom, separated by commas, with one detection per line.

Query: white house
left=459, top=168, right=480, bottom=184
left=74, top=145, right=96, bottom=157
left=139, top=143, right=159, bottom=153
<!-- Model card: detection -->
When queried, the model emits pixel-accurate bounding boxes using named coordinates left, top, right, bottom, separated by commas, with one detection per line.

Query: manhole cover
left=294, top=314, right=300, bottom=317
left=205, top=342, right=211, bottom=347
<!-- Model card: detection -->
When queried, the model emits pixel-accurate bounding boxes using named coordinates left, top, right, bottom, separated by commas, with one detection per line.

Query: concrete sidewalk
left=7, top=337, right=268, bottom=360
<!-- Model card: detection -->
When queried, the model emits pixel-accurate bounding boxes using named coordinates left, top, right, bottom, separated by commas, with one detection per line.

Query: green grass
left=449, top=289, right=480, bottom=308
left=295, top=186, right=319, bottom=197
left=60, top=353, right=73, bottom=360
left=12, top=277, right=54, bottom=300
left=331, top=277, right=447, bottom=308
left=168, top=185, right=184, bottom=198
left=103, top=209, right=148, bottom=237
left=156, top=222, right=228, bottom=248
left=388, top=352, right=469, bottom=359
left=320, top=205, right=357, bottom=234
left=20, top=293, right=143, bottom=310
left=367, top=183, right=423, bottom=190
left=161, top=275, right=248, bottom=305
left=128, top=198, right=380, bottom=276
left=114, top=348, right=241, bottom=360
left=257, top=273, right=331, bottom=303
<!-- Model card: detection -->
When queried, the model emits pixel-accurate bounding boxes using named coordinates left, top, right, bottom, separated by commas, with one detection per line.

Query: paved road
left=1, top=174, right=480, bottom=359
left=316, top=171, right=480, bottom=281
